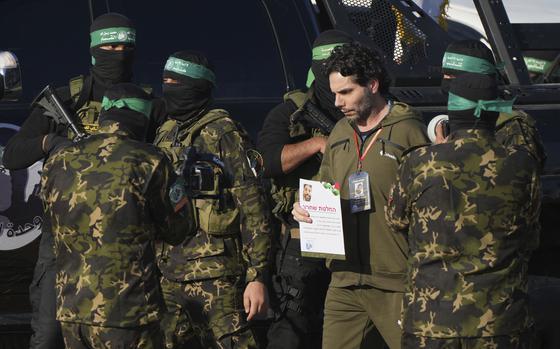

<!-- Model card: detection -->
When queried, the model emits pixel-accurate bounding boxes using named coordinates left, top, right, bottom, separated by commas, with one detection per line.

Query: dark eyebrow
left=336, top=87, right=353, bottom=94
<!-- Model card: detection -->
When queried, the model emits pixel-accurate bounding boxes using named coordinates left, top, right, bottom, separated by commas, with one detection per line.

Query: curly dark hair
left=324, top=42, right=391, bottom=95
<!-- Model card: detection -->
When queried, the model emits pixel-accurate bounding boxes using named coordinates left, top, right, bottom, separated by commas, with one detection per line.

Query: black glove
left=43, top=133, right=71, bottom=156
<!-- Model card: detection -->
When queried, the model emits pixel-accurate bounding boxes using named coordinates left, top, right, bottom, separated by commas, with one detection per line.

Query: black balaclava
left=90, top=13, right=136, bottom=90
left=310, top=30, right=354, bottom=121
left=99, top=82, right=152, bottom=141
left=162, top=51, right=214, bottom=122
left=441, top=40, right=496, bottom=94
left=448, top=73, right=499, bottom=133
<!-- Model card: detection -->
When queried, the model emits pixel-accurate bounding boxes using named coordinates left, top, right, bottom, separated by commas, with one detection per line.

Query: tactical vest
left=155, top=109, right=245, bottom=236
left=68, top=75, right=153, bottom=138
left=68, top=75, right=102, bottom=138
left=270, top=90, right=326, bottom=222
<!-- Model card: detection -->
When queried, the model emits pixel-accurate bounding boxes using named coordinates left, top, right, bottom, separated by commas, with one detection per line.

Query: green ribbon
left=448, top=92, right=514, bottom=118
left=523, top=56, right=560, bottom=77
left=101, top=97, right=152, bottom=119
left=90, top=27, right=136, bottom=47
left=442, top=52, right=496, bottom=75
left=164, top=57, right=216, bottom=85
left=312, top=43, right=345, bottom=61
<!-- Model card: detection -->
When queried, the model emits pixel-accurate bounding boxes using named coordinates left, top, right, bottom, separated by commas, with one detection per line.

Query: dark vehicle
left=1, top=0, right=558, bottom=347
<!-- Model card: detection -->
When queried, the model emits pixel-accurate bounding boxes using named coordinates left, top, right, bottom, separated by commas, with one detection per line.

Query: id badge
left=349, top=171, right=371, bottom=213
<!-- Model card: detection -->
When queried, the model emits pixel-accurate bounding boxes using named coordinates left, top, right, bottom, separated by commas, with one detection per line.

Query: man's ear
left=368, top=79, right=379, bottom=94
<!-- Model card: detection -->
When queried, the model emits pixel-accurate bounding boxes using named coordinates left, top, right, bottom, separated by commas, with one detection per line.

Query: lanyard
left=353, top=128, right=383, bottom=170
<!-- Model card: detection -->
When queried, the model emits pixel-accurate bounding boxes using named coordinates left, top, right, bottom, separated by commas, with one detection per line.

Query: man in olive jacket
left=293, top=43, right=429, bottom=349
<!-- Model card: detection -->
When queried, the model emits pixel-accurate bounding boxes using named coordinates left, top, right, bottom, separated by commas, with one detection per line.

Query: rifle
left=32, top=85, right=87, bottom=141
left=295, top=100, right=336, bottom=135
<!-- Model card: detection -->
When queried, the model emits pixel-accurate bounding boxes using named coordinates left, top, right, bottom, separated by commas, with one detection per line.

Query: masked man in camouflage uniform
left=257, top=29, right=353, bottom=349
left=39, top=83, right=195, bottom=349
left=293, top=42, right=430, bottom=349
left=435, top=38, right=559, bottom=349
left=387, top=73, right=541, bottom=349
left=154, top=51, right=271, bottom=349
left=439, top=40, right=546, bottom=170
left=2, top=13, right=164, bottom=349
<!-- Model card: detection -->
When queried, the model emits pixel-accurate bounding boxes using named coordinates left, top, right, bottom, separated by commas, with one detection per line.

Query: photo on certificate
left=298, top=179, right=346, bottom=260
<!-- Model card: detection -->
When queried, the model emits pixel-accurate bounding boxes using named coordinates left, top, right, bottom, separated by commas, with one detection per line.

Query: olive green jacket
left=319, top=102, right=429, bottom=291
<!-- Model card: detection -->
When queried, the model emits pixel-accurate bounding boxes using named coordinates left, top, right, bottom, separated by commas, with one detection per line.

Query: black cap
left=443, top=40, right=495, bottom=76
left=313, top=30, right=354, bottom=52
left=90, top=13, right=135, bottom=33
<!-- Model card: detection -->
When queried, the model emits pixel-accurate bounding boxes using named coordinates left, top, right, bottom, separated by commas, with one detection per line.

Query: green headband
left=306, top=43, right=346, bottom=87
left=448, top=92, right=514, bottom=118
left=523, top=56, right=560, bottom=77
left=306, top=68, right=315, bottom=88
left=90, top=27, right=136, bottom=47
left=442, top=52, right=496, bottom=75
left=312, top=43, right=345, bottom=61
left=164, top=57, right=216, bottom=85
left=101, top=97, right=152, bottom=119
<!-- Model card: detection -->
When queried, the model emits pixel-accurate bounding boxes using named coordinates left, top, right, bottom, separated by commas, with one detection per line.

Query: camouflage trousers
left=60, top=322, right=164, bottom=349
left=402, top=331, right=536, bottom=349
left=160, top=276, right=258, bottom=349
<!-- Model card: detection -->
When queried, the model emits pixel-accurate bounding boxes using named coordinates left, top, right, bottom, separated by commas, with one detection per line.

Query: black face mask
left=162, top=82, right=211, bottom=122
left=91, top=47, right=134, bottom=86
left=440, top=77, right=452, bottom=95
left=312, top=61, right=345, bottom=121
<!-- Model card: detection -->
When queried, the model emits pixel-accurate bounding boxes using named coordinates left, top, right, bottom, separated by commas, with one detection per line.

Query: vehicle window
left=108, top=0, right=286, bottom=99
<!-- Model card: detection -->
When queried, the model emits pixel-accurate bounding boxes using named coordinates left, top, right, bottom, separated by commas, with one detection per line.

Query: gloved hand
left=42, top=133, right=71, bottom=156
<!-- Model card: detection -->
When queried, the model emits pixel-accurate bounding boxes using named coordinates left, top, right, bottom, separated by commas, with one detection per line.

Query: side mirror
left=0, top=51, right=22, bottom=101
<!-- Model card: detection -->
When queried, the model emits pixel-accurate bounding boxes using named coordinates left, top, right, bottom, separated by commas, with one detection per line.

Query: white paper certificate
left=298, top=179, right=345, bottom=260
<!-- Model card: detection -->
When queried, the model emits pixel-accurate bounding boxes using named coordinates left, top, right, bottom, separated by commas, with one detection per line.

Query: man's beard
left=347, top=87, right=375, bottom=123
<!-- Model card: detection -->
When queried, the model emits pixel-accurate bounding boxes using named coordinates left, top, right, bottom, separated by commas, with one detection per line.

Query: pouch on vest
left=156, top=109, right=241, bottom=237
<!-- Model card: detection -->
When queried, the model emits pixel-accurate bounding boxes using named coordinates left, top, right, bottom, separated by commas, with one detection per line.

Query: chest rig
left=155, top=109, right=242, bottom=236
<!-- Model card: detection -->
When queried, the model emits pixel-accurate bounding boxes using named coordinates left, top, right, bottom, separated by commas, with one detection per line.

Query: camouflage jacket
left=40, top=120, right=193, bottom=327
left=154, top=109, right=271, bottom=283
left=386, top=129, right=541, bottom=337
left=496, top=109, right=547, bottom=171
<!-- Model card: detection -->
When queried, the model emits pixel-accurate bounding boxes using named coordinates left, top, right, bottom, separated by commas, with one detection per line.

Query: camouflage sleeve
left=39, top=154, right=56, bottom=210
left=386, top=154, right=414, bottom=234
left=146, top=156, right=195, bottom=245
left=526, top=165, right=542, bottom=252
left=220, top=131, right=271, bottom=283
left=496, top=111, right=547, bottom=171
